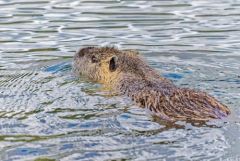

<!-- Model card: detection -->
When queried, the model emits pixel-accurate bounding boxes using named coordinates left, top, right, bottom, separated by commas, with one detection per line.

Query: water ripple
left=0, top=0, right=239, bottom=160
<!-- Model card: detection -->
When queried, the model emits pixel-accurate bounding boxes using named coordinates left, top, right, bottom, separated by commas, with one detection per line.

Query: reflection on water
left=0, top=0, right=240, bottom=160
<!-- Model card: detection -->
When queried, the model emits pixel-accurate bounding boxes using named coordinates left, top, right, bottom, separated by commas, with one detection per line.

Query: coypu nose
left=77, top=47, right=94, bottom=57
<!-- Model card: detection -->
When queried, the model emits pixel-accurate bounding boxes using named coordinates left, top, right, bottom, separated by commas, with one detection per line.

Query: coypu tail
left=117, top=75, right=230, bottom=121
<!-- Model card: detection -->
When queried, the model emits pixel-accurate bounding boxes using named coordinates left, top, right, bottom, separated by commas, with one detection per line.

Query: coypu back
left=117, top=76, right=230, bottom=121
left=73, top=46, right=230, bottom=121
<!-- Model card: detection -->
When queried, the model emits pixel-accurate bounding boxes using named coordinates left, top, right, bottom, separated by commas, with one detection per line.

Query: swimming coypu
left=73, top=46, right=230, bottom=121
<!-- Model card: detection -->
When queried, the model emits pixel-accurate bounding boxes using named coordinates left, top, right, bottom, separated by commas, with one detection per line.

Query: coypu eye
left=109, top=56, right=118, bottom=72
left=91, top=55, right=98, bottom=63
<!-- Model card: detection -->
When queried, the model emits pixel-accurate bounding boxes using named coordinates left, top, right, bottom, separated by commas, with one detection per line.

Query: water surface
left=0, top=0, right=240, bottom=160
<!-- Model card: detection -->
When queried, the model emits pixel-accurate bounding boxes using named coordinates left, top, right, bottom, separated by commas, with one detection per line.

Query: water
left=0, top=0, right=240, bottom=160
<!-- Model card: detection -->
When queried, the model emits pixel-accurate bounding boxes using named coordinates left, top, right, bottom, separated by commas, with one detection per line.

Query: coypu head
left=73, top=46, right=165, bottom=85
left=73, top=47, right=124, bottom=84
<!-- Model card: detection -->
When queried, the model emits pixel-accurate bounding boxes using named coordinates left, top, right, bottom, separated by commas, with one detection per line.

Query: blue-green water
left=0, top=0, right=240, bottom=160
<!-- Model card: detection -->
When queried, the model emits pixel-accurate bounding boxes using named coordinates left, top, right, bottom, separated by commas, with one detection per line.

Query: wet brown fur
left=73, top=46, right=230, bottom=121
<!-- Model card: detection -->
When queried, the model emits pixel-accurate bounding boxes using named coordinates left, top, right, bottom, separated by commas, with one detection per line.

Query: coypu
left=73, top=46, right=230, bottom=121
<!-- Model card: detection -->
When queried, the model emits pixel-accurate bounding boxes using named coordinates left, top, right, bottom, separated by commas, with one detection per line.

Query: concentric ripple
left=0, top=0, right=240, bottom=160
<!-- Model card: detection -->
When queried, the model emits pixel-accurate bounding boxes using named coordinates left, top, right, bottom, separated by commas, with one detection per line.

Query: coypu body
left=73, top=47, right=230, bottom=121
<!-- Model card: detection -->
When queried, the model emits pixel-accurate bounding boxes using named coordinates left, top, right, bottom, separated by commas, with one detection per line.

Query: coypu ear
left=109, top=56, right=118, bottom=72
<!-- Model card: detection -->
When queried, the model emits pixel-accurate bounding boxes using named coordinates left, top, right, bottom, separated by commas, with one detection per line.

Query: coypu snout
left=73, top=46, right=231, bottom=122
left=76, top=47, right=94, bottom=57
